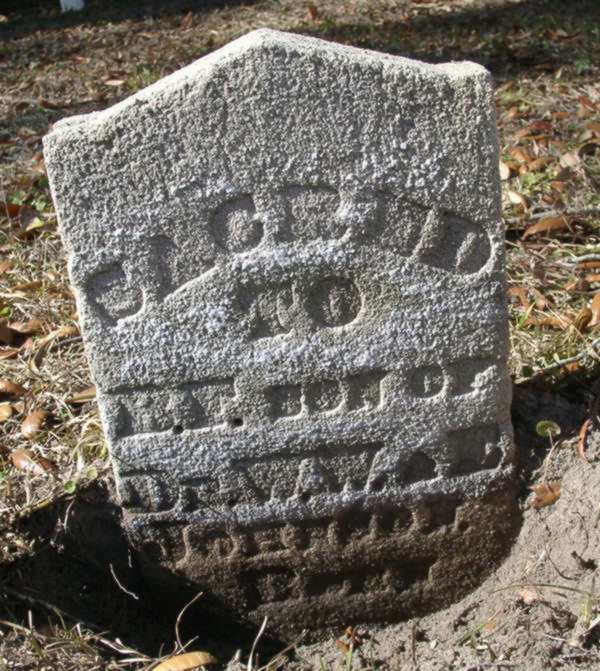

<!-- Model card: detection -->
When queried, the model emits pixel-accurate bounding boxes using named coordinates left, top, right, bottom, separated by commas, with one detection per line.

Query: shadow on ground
left=0, top=482, right=285, bottom=663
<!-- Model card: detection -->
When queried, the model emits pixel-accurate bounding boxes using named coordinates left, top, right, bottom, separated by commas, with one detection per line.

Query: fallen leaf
left=0, top=347, right=20, bottom=360
left=508, top=286, right=531, bottom=309
left=573, top=306, right=592, bottom=332
left=578, top=260, right=600, bottom=270
left=10, top=449, right=56, bottom=476
left=577, top=418, right=591, bottom=463
left=530, top=481, right=561, bottom=509
left=529, top=287, right=548, bottom=309
left=8, top=319, right=43, bottom=335
left=179, top=10, right=193, bottom=29
left=154, top=651, right=218, bottom=671
left=519, top=587, right=539, bottom=605
left=11, top=280, right=42, bottom=292
left=21, top=409, right=47, bottom=440
left=0, top=379, right=26, bottom=397
left=68, top=385, right=96, bottom=404
left=0, top=321, right=13, bottom=345
left=5, top=202, right=21, bottom=217
left=585, top=122, right=600, bottom=137
left=0, top=403, right=12, bottom=422
left=509, top=147, right=533, bottom=164
left=526, top=314, right=570, bottom=329
left=585, top=274, right=600, bottom=284
left=0, top=259, right=10, bottom=274
left=508, top=190, right=527, bottom=207
left=335, top=639, right=350, bottom=655
left=522, top=216, right=569, bottom=239
left=579, top=95, right=596, bottom=111
left=579, top=139, right=600, bottom=157
left=589, top=293, right=600, bottom=326
left=560, top=152, right=580, bottom=168
left=105, top=79, right=125, bottom=87
left=565, top=278, right=589, bottom=293
left=499, top=160, right=511, bottom=180
left=307, top=2, right=319, bottom=20
left=528, top=157, right=552, bottom=172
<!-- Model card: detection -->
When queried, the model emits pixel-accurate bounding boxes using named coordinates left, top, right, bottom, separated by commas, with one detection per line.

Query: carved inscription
left=237, top=275, right=363, bottom=339
left=209, top=194, right=263, bottom=253
left=82, top=184, right=493, bottom=323
left=142, top=500, right=462, bottom=568
left=213, top=441, right=382, bottom=508
left=108, top=357, right=495, bottom=439
left=110, top=378, right=236, bottom=438
left=267, top=370, right=385, bottom=420
left=119, top=421, right=505, bottom=519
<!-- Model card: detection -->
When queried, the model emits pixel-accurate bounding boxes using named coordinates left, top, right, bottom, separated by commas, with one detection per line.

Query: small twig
left=174, top=591, right=203, bottom=650
left=109, top=563, right=139, bottom=601
left=530, top=336, right=600, bottom=376
left=529, top=207, right=600, bottom=221
left=565, top=253, right=600, bottom=264
left=504, top=207, right=600, bottom=226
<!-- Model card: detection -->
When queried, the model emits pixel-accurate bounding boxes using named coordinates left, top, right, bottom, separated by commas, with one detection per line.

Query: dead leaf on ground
left=10, top=449, right=56, bottom=476
left=519, top=587, right=539, bottom=605
left=509, top=147, right=533, bottom=164
left=585, top=121, right=600, bottom=137
left=499, top=160, right=511, bottom=180
left=565, top=278, right=589, bottom=293
left=579, top=138, right=600, bottom=157
left=335, top=639, right=350, bottom=655
left=0, top=259, right=10, bottom=274
left=154, top=651, right=218, bottom=671
left=522, top=216, right=569, bottom=239
left=508, top=286, right=531, bottom=309
left=560, top=152, right=581, bottom=168
left=508, top=190, right=527, bottom=208
left=528, top=156, right=552, bottom=172
left=8, top=319, right=43, bottom=335
left=530, top=481, right=561, bottom=509
left=526, top=314, right=570, bottom=330
left=529, top=287, right=548, bottom=309
left=0, top=379, right=26, bottom=397
left=104, top=79, right=125, bottom=87
left=179, top=10, right=193, bottom=29
left=307, top=2, right=319, bottom=20
left=21, top=409, right=48, bottom=440
left=11, top=280, right=42, bottom=292
left=572, top=306, right=592, bottom=332
left=589, top=293, right=600, bottom=327
left=0, top=322, right=13, bottom=345
left=577, top=418, right=591, bottom=463
left=68, top=385, right=96, bottom=404
left=0, top=347, right=20, bottom=360
left=0, top=403, right=12, bottom=422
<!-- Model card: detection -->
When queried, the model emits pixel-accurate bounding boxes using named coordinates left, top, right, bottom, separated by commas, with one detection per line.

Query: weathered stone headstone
left=44, top=29, right=518, bottom=633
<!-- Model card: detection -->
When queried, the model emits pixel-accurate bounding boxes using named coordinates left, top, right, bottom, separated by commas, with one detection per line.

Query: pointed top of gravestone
left=46, top=28, right=490, bottom=139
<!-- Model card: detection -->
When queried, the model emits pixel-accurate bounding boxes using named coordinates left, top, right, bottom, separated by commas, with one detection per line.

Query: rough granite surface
left=43, top=29, right=518, bottom=633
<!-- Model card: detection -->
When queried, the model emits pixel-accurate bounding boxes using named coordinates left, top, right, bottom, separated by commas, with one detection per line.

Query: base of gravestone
left=125, top=484, right=521, bottom=639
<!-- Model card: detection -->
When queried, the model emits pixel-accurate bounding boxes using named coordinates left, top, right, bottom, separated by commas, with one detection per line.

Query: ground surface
left=1, top=0, right=600, bottom=669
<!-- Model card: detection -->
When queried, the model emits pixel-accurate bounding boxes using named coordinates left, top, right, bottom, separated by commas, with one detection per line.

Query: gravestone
left=43, top=29, right=518, bottom=633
